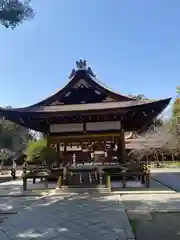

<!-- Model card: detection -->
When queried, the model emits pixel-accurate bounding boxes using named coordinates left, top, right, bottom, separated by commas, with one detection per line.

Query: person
left=11, top=160, right=16, bottom=180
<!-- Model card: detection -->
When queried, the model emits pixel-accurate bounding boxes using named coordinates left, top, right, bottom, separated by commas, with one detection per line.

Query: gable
left=49, top=78, right=116, bottom=106
left=30, top=60, right=134, bottom=108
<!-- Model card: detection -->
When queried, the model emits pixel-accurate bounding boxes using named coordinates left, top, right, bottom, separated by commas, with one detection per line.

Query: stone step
left=52, top=187, right=110, bottom=194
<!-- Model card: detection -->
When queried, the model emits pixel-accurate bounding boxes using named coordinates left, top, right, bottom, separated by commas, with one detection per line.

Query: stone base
left=55, top=186, right=110, bottom=194
left=61, top=184, right=106, bottom=189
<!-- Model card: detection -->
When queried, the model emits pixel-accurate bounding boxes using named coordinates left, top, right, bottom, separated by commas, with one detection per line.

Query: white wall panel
left=50, top=123, right=83, bottom=133
left=86, top=121, right=121, bottom=131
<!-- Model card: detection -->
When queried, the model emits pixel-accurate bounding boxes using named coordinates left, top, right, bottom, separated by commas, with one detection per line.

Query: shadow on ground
left=152, top=172, right=180, bottom=192
left=0, top=190, right=134, bottom=240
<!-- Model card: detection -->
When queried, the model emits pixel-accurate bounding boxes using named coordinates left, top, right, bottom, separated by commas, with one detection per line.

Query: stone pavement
left=0, top=179, right=53, bottom=214
left=0, top=191, right=134, bottom=240
left=152, top=172, right=180, bottom=192
left=134, top=212, right=180, bottom=240
left=121, top=192, right=180, bottom=240
left=0, top=196, right=41, bottom=213
left=151, top=168, right=180, bottom=192
left=121, top=193, right=180, bottom=211
left=0, top=179, right=56, bottom=197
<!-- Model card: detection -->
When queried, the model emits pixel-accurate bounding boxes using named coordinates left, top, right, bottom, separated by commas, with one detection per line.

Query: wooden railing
left=106, top=170, right=150, bottom=191
left=22, top=165, right=150, bottom=190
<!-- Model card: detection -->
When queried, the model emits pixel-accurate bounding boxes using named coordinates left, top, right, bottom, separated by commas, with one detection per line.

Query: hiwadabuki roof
left=2, top=98, right=170, bottom=114
left=0, top=60, right=171, bottom=133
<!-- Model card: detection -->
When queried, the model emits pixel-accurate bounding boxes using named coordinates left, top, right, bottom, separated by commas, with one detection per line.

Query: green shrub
left=24, top=139, right=60, bottom=168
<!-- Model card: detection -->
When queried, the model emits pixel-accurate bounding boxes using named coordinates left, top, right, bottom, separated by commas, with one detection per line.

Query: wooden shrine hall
left=0, top=60, right=171, bottom=188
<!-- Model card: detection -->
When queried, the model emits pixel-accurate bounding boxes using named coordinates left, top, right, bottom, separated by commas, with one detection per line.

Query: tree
left=127, top=124, right=173, bottom=164
left=0, top=118, right=33, bottom=151
left=25, top=139, right=46, bottom=163
left=25, top=139, right=61, bottom=167
left=168, top=94, right=180, bottom=151
left=0, top=0, right=34, bottom=28
left=128, top=94, right=148, bottom=100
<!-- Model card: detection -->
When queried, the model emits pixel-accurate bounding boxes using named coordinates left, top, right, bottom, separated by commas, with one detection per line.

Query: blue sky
left=0, top=0, right=179, bottom=117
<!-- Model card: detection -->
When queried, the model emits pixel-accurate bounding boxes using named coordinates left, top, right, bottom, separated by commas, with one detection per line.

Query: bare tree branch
left=127, top=124, right=174, bottom=162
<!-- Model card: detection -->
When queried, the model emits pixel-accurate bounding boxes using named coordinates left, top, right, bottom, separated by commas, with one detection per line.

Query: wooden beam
left=50, top=132, right=121, bottom=141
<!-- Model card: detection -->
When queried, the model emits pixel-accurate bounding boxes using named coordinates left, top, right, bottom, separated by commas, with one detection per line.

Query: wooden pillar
left=146, top=154, right=149, bottom=165
left=117, top=121, right=126, bottom=164
left=22, top=163, right=27, bottom=191
left=56, top=142, right=60, bottom=167
left=63, top=142, right=68, bottom=185
left=64, top=142, right=67, bottom=152
left=145, top=170, right=150, bottom=188
left=56, top=142, right=60, bottom=154
left=47, top=135, right=51, bottom=149
left=33, top=177, right=36, bottom=184
left=104, top=140, right=108, bottom=164
left=57, top=174, right=62, bottom=188
left=122, top=174, right=126, bottom=188
left=155, top=151, right=159, bottom=167
left=23, top=177, right=27, bottom=191
left=63, top=166, right=68, bottom=186
left=106, top=174, right=111, bottom=192
left=161, top=152, right=164, bottom=165
left=44, top=177, right=48, bottom=188
left=64, top=142, right=67, bottom=165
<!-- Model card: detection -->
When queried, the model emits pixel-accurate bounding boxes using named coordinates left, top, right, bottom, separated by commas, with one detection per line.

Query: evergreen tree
left=0, top=0, right=34, bottom=28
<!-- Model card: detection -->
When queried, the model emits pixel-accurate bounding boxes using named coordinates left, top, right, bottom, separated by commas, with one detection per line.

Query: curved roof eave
left=0, top=98, right=171, bottom=133
left=0, top=97, right=171, bottom=115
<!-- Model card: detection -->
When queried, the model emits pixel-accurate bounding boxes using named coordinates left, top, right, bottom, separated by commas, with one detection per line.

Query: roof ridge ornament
left=69, top=60, right=96, bottom=79
left=76, top=59, right=87, bottom=69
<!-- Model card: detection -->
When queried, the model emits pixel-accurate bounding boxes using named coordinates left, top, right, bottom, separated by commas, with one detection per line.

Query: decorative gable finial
left=69, top=60, right=96, bottom=79
left=76, top=59, right=96, bottom=77
left=87, top=66, right=96, bottom=77
left=76, top=59, right=87, bottom=69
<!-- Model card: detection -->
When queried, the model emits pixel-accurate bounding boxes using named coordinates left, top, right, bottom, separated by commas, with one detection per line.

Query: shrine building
left=0, top=60, right=171, bottom=166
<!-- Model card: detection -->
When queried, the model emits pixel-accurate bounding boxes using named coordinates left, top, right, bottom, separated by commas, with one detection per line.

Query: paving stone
left=0, top=223, right=16, bottom=232
left=51, top=235, right=71, bottom=240
left=112, top=228, right=127, bottom=239
left=134, top=212, right=180, bottom=240
left=5, top=227, right=43, bottom=239
left=0, top=192, right=134, bottom=239
left=120, top=209, right=135, bottom=239
left=0, top=230, right=10, bottom=240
